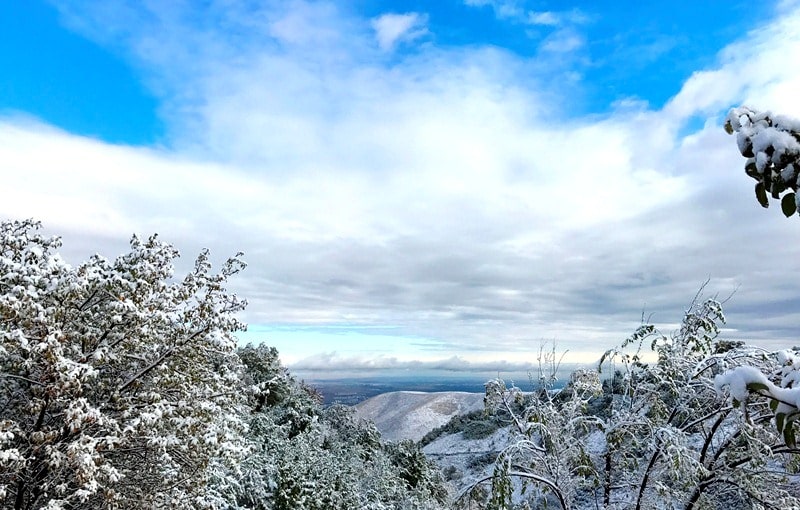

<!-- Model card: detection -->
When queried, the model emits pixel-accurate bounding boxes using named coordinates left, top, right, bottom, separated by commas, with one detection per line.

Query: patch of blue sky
left=389, top=0, right=539, bottom=52
left=0, top=1, right=162, bottom=145
left=573, top=0, right=774, bottom=114
left=371, top=0, right=775, bottom=115
left=677, top=114, right=715, bottom=140
left=237, top=324, right=437, bottom=364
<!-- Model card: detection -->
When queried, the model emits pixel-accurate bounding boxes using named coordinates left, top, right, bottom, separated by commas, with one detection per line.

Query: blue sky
left=0, top=2, right=161, bottom=144
left=0, top=1, right=771, bottom=144
left=2, top=0, right=800, bottom=375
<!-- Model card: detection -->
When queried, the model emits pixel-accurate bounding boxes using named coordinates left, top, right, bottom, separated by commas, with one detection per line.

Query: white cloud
left=539, top=28, right=585, bottom=53
left=290, top=352, right=587, bottom=373
left=0, top=117, right=269, bottom=262
left=465, top=1, right=590, bottom=28
left=664, top=8, right=800, bottom=120
left=527, top=11, right=559, bottom=26
left=9, top=0, right=800, bottom=367
left=464, top=0, right=523, bottom=20
left=527, top=9, right=590, bottom=27
left=464, top=2, right=591, bottom=58
left=371, top=12, right=428, bottom=51
left=267, top=2, right=348, bottom=47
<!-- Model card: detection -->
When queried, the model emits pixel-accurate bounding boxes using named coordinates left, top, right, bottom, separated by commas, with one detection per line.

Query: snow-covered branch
left=725, top=106, right=800, bottom=216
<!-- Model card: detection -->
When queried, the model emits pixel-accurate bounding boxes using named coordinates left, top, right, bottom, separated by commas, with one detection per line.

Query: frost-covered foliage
left=725, top=106, right=800, bottom=216
left=0, top=219, right=248, bottom=509
left=473, top=368, right=600, bottom=509
left=0, top=220, right=450, bottom=510
left=715, top=348, right=800, bottom=450
left=471, top=296, right=800, bottom=509
left=218, top=343, right=449, bottom=510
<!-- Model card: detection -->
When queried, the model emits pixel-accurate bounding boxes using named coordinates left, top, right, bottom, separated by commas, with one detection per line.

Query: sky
left=2, top=0, right=800, bottom=377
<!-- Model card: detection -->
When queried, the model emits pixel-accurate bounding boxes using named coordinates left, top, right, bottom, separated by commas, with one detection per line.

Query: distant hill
left=354, top=391, right=484, bottom=442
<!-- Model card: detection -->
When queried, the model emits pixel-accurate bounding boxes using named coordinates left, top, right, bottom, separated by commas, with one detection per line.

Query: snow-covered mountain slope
left=423, top=426, right=512, bottom=498
left=354, top=391, right=484, bottom=442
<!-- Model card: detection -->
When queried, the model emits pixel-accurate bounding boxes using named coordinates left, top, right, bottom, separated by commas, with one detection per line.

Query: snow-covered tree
left=473, top=294, right=800, bottom=509
left=218, top=343, right=449, bottom=510
left=461, top=108, right=800, bottom=509
left=0, top=220, right=450, bottom=510
left=725, top=106, right=800, bottom=216
left=0, top=219, right=248, bottom=509
left=464, top=347, right=600, bottom=509
left=598, top=297, right=800, bottom=509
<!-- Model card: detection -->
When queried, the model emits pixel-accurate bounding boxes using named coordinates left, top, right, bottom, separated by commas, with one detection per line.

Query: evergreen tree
left=0, top=219, right=248, bottom=509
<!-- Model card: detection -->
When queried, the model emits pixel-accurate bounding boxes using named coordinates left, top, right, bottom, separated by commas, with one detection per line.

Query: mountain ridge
left=354, top=390, right=485, bottom=442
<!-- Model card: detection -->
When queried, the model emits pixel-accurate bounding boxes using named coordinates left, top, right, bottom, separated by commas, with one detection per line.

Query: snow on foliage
left=725, top=106, right=800, bottom=216
left=715, top=348, right=800, bottom=449
left=218, top=343, right=449, bottom=510
left=0, top=219, right=249, bottom=509
left=468, top=294, right=800, bottom=510
left=0, top=220, right=450, bottom=510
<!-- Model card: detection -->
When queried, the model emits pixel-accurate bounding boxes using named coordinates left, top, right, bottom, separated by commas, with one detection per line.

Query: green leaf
left=784, top=425, right=796, bottom=449
left=732, top=398, right=740, bottom=408
left=770, top=399, right=779, bottom=412
left=777, top=413, right=786, bottom=434
left=724, top=120, right=734, bottom=135
left=782, top=193, right=797, bottom=217
left=746, top=382, right=769, bottom=392
left=773, top=180, right=786, bottom=198
left=755, top=182, right=769, bottom=208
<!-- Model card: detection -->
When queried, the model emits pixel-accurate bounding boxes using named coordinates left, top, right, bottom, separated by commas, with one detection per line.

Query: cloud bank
left=291, top=353, right=550, bottom=373
left=3, top=1, right=800, bottom=367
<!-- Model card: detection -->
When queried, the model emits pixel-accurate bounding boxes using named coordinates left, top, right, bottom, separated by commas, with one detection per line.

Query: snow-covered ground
left=354, top=389, right=516, bottom=500
left=423, top=426, right=513, bottom=497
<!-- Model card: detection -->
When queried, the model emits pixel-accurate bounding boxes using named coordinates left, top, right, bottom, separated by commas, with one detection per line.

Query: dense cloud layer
left=3, top=1, right=800, bottom=368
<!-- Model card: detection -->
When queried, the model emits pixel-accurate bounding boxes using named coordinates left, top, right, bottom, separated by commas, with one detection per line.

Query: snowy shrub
left=467, top=355, right=600, bottom=509
left=461, top=419, right=501, bottom=440
left=471, top=294, right=800, bottom=510
left=418, top=410, right=502, bottom=447
left=442, top=465, right=460, bottom=482
left=466, top=451, right=496, bottom=470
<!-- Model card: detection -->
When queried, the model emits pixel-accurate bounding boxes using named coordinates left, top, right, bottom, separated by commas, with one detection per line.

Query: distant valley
left=304, top=373, right=565, bottom=405
left=308, top=377, right=489, bottom=405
